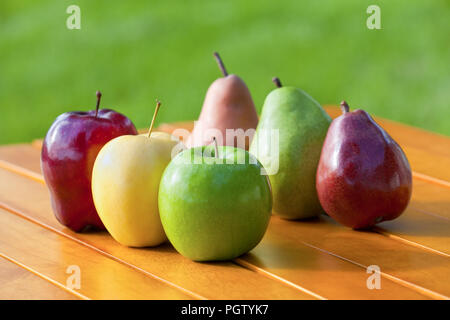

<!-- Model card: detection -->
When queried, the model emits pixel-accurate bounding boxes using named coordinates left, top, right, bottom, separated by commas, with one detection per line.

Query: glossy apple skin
left=159, top=146, right=272, bottom=261
left=92, top=132, right=181, bottom=247
left=41, top=109, right=138, bottom=232
left=316, top=109, right=412, bottom=229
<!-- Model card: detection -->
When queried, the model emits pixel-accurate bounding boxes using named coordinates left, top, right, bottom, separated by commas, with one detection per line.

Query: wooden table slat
left=0, top=208, right=197, bottom=300
left=0, top=256, right=80, bottom=300
left=0, top=167, right=444, bottom=299
left=0, top=169, right=317, bottom=300
left=410, top=180, right=450, bottom=220
left=374, top=208, right=449, bottom=256
left=267, top=216, right=449, bottom=299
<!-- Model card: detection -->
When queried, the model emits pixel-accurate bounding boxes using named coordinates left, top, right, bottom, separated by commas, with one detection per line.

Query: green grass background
left=0, top=0, right=449, bottom=144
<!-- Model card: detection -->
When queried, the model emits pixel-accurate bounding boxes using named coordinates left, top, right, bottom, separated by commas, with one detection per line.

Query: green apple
left=158, top=145, right=272, bottom=261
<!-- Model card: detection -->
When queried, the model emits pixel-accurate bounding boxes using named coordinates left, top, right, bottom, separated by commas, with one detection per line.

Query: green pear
left=250, top=77, right=331, bottom=219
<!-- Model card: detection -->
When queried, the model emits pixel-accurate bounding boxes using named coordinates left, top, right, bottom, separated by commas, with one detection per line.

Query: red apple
left=41, top=91, right=138, bottom=232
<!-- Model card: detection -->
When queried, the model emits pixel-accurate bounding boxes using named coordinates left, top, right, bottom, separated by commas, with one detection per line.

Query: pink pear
left=186, top=52, right=258, bottom=150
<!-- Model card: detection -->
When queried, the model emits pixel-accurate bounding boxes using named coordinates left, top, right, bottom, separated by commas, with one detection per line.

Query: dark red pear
left=316, top=101, right=412, bottom=229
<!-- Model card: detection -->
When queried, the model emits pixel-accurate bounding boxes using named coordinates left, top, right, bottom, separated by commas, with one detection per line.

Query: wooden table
left=0, top=106, right=449, bottom=300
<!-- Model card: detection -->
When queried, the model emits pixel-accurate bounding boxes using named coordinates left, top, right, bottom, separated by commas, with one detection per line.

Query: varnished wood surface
left=0, top=168, right=433, bottom=300
left=0, top=207, right=193, bottom=300
left=0, top=257, right=80, bottom=300
left=0, top=168, right=315, bottom=300
left=0, top=106, right=449, bottom=300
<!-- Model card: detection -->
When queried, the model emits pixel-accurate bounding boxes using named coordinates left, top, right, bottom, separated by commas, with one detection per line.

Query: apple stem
left=213, top=137, right=219, bottom=158
left=95, top=91, right=102, bottom=118
left=340, top=101, right=350, bottom=114
left=213, top=52, right=228, bottom=77
left=272, top=77, right=282, bottom=88
left=147, top=100, right=162, bottom=138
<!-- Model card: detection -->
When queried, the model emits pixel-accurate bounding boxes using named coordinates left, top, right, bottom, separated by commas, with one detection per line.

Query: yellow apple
left=92, top=132, right=181, bottom=247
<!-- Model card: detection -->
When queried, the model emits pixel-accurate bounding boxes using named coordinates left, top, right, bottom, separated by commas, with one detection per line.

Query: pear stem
left=213, top=52, right=228, bottom=77
left=95, top=91, right=102, bottom=118
left=340, top=101, right=350, bottom=114
left=147, top=100, right=161, bottom=138
left=272, top=77, right=282, bottom=88
left=213, top=137, right=219, bottom=159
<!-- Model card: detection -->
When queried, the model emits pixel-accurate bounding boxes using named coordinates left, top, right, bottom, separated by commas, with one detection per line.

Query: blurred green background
left=0, top=0, right=449, bottom=144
